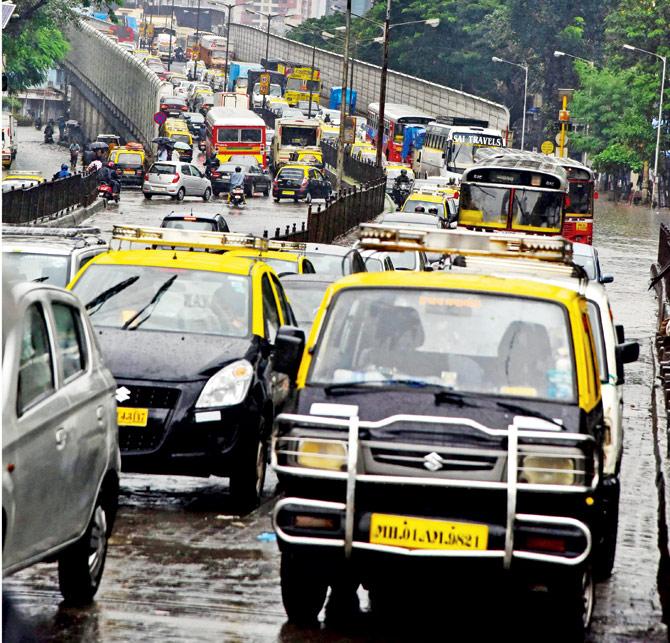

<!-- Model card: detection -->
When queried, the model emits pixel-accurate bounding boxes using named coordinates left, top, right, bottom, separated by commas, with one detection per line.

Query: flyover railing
left=3, top=173, right=98, bottom=224
left=320, top=141, right=385, bottom=186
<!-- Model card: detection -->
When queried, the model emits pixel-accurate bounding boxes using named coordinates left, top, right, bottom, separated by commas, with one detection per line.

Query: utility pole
left=308, top=40, right=316, bottom=118
left=193, top=0, right=201, bottom=80
left=335, top=0, right=351, bottom=189
left=374, top=0, right=391, bottom=167
left=223, top=5, right=233, bottom=91
left=167, top=0, right=175, bottom=71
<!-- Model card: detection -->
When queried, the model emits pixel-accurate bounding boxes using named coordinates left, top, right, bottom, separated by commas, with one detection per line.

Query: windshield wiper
left=495, top=401, right=563, bottom=429
left=121, top=274, right=178, bottom=331
left=32, top=276, right=49, bottom=282
left=324, top=379, right=432, bottom=396
left=85, top=275, right=140, bottom=315
left=434, top=390, right=478, bottom=408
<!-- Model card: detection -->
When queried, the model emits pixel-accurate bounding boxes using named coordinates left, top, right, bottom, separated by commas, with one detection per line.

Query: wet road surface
left=4, top=128, right=670, bottom=641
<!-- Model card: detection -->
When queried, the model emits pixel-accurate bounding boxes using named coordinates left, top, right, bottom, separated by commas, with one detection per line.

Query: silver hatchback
left=2, top=280, right=120, bottom=603
left=142, top=161, right=212, bottom=201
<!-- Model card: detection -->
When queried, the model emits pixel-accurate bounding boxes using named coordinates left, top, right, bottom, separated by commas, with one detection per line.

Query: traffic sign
left=541, top=140, right=554, bottom=155
left=153, top=111, right=167, bottom=126
left=259, top=72, right=270, bottom=96
left=555, top=133, right=569, bottom=146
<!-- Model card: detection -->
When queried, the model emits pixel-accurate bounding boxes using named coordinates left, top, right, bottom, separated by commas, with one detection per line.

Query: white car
left=142, top=161, right=212, bottom=201
left=2, top=279, right=120, bottom=603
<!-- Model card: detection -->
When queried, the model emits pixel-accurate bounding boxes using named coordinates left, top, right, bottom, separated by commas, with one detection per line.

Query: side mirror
left=615, top=340, right=640, bottom=383
left=615, top=324, right=625, bottom=344
left=600, top=274, right=614, bottom=284
left=273, top=325, right=306, bottom=380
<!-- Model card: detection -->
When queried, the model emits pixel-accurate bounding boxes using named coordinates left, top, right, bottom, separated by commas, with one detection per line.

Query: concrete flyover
left=62, top=20, right=162, bottom=147
left=228, top=24, right=510, bottom=131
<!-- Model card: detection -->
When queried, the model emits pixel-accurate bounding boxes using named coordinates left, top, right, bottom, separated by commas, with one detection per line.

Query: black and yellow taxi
left=272, top=225, right=607, bottom=637
left=226, top=240, right=316, bottom=275
left=109, top=143, right=146, bottom=186
left=68, top=225, right=301, bottom=507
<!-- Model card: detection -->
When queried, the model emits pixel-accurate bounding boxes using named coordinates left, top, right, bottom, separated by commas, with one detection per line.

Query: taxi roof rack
left=356, top=224, right=573, bottom=264
left=3, top=225, right=102, bottom=237
left=266, top=239, right=307, bottom=252
left=111, top=225, right=269, bottom=252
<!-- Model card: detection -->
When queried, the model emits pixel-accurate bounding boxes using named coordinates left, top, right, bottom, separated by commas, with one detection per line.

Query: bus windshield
left=280, top=126, right=317, bottom=147
left=459, top=184, right=563, bottom=232
left=217, top=127, right=263, bottom=143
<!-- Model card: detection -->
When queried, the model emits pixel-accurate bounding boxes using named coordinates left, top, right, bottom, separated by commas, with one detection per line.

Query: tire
left=229, top=418, right=267, bottom=509
left=175, top=187, right=185, bottom=202
left=280, top=551, right=328, bottom=625
left=57, top=501, right=109, bottom=604
left=547, top=565, right=594, bottom=642
left=594, top=479, right=620, bottom=580
left=143, top=193, right=152, bottom=200
left=202, top=187, right=211, bottom=201
left=213, top=189, right=220, bottom=197
left=101, top=197, right=107, bottom=209
left=263, top=187, right=269, bottom=197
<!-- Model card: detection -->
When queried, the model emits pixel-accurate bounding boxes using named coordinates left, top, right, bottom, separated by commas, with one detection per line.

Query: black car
left=210, top=162, right=272, bottom=197
left=272, top=164, right=332, bottom=203
left=160, top=96, right=189, bottom=117
left=160, top=212, right=230, bottom=232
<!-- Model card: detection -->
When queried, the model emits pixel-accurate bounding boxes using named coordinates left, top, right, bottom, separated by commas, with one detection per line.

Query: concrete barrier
left=228, top=24, right=509, bottom=131
left=63, top=20, right=162, bottom=147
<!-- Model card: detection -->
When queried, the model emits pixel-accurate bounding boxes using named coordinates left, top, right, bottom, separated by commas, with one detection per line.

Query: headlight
left=195, top=359, right=253, bottom=408
left=297, top=439, right=347, bottom=471
left=519, top=456, right=576, bottom=486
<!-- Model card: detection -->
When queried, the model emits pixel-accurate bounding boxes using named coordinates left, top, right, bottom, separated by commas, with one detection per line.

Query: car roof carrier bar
left=266, top=239, right=307, bottom=252
left=111, top=225, right=269, bottom=252
left=356, top=224, right=573, bottom=264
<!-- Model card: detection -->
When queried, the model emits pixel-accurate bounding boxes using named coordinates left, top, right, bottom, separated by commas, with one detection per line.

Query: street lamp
left=209, top=1, right=243, bottom=92
left=492, top=55, right=529, bottom=151
left=554, top=50, right=595, bottom=67
left=342, top=2, right=439, bottom=167
left=246, top=8, right=298, bottom=108
left=623, top=43, right=667, bottom=209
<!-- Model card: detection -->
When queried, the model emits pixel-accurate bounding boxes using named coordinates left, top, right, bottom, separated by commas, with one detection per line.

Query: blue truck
left=227, top=62, right=264, bottom=93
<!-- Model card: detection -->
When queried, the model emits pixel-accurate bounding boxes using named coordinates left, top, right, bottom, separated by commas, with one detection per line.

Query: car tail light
left=171, top=173, right=180, bottom=183
left=144, top=173, right=149, bottom=181
left=273, top=179, right=278, bottom=186
left=594, top=191, right=599, bottom=200
left=184, top=216, right=197, bottom=221
left=160, top=104, right=168, bottom=110
left=522, top=535, right=567, bottom=553
left=136, top=169, right=143, bottom=175
left=181, top=105, right=188, bottom=111
left=301, top=178, right=309, bottom=187
left=211, top=171, right=220, bottom=177
left=453, top=191, right=459, bottom=199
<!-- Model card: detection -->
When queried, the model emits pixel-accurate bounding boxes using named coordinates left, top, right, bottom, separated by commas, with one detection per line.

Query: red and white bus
left=555, top=158, right=596, bottom=245
left=204, top=107, right=267, bottom=168
left=366, top=102, right=434, bottom=163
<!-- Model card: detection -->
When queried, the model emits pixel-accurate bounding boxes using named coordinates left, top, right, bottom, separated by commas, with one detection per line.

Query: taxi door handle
left=55, top=428, right=68, bottom=450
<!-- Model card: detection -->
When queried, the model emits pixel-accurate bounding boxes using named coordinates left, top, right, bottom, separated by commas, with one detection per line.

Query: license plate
left=369, top=513, right=488, bottom=551
left=283, top=190, right=295, bottom=195
left=124, top=169, right=135, bottom=174
left=576, top=222, right=588, bottom=231
left=117, top=407, right=148, bottom=427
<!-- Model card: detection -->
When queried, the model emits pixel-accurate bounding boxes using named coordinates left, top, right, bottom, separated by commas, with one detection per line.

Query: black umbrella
left=152, top=136, right=173, bottom=146
left=89, top=142, right=109, bottom=151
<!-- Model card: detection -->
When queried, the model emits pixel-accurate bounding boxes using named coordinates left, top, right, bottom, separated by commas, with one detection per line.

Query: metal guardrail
left=320, top=140, right=385, bottom=186
left=263, top=177, right=386, bottom=244
left=2, top=172, right=98, bottom=224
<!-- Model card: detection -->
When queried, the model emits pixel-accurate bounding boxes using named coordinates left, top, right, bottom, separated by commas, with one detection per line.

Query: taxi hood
left=95, top=328, right=257, bottom=382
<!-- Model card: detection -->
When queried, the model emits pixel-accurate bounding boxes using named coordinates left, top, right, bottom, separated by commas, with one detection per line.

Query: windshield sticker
left=419, top=295, right=482, bottom=309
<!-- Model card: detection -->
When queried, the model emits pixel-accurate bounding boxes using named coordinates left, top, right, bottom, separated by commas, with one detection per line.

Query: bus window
left=568, top=182, right=592, bottom=214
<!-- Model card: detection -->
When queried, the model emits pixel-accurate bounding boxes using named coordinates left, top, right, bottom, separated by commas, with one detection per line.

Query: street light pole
left=167, top=0, right=175, bottom=71
left=623, top=44, right=667, bottom=209
left=492, top=56, right=529, bottom=150
left=349, top=40, right=355, bottom=115
left=335, top=0, right=351, bottom=189
left=224, top=6, right=233, bottom=91
left=308, top=40, right=317, bottom=118
left=375, top=0, right=391, bottom=168
left=193, top=0, right=202, bottom=80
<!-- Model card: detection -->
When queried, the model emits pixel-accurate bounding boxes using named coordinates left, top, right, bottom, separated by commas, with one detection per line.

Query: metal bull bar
left=272, top=406, right=596, bottom=569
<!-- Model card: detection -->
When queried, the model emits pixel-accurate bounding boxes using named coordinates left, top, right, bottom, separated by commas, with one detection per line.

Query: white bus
left=415, top=117, right=506, bottom=181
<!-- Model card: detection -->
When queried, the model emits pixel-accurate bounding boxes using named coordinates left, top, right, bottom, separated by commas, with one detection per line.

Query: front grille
left=120, top=385, right=180, bottom=409
left=120, top=419, right=165, bottom=452
left=370, top=447, right=498, bottom=472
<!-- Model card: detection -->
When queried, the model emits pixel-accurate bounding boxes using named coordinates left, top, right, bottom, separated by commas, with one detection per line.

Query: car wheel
left=229, top=418, right=267, bottom=510
left=594, top=480, right=620, bottom=580
left=175, top=187, right=185, bottom=202
left=546, top=565, right=594, bottom=642
left=57, top=501, right=109, bottom=604
left=280, top=551, right=328, bottom=625
left=263, top=187, right=269, bottom=197
left=213, top=189, right=220, bottom=197
left=202, top=186, right=212, bottom=201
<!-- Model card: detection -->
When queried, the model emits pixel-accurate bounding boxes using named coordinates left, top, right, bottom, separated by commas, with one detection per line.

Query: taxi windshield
left=72, top=264, right=250, bottom=337
left=3, top=252, right=69, bottom=287
left=115, top=153, right=143, bottom=166
left=459, top=184, right=563, bottom=231
left=304, top=253, right=346, bottom=274
left=259, top=257, right=298, bottom=275
left=308, top=288, right=576, bottom=402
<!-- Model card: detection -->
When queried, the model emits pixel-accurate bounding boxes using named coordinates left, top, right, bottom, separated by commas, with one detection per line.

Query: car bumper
left=116, top=378, right=261, bottom=477
left=143, top=183, right=180, bottom=195
left=273, top=187, right=307, bottom=199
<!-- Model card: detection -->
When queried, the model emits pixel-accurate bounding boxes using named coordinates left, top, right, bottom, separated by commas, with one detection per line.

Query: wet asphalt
left=4, top=127, right=670, bottom=641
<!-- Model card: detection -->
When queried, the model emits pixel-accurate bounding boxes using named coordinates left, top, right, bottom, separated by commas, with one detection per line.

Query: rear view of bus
left=557, top=159, right=596, bottom=245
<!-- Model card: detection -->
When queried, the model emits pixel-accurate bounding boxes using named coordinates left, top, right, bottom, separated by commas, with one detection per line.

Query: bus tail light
left=594, top=191, right=599, bottom=200
left=171, top=173, right=180, bottom=183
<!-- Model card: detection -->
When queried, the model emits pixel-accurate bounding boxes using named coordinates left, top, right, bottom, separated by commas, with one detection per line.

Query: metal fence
left=320, top=140, right=385, bottom=186
left=3, top=172, right=98, bottom=225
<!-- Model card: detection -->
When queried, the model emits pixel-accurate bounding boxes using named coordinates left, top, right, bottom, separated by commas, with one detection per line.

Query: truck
left=199, top=35, right=230, bottom=70
left=247, top=69, right=286, bottom=100
left=271, top=117, right=321, bottom=171
left=214, top=92, right=250, bottom=110
left=227, top=62, right=264, bottom=93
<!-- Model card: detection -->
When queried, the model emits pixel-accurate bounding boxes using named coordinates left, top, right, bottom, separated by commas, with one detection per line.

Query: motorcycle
left=227, top=186, right=246, bottom=208
left=43, top=130, right=54, bottom=144
left=174, top=47, right=187, bottom=63
left=98, top=183, right=119, bottom=207
left=391, top=183, right=411, bottom=209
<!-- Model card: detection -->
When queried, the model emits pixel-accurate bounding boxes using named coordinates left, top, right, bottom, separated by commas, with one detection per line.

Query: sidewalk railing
left=320, top=140, right=385, bottom=185
left=3, top=172, right=98, bottom=224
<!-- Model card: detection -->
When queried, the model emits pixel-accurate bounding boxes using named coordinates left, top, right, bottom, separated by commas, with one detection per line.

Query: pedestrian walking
left=69, top=141, right=81, bottom=169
